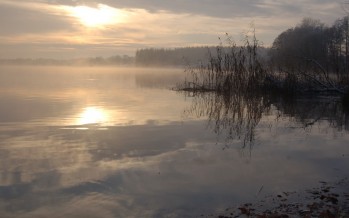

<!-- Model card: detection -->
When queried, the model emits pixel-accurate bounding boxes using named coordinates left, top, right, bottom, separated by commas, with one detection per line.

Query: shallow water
left=0, top=66, right=348, bottom=217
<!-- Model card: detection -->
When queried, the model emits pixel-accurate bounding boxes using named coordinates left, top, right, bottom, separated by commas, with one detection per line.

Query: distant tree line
left=135, top=47, right=271, bottom=67
left=86, top=55, right=134, bottom=66
left=135, top=47, right=217, bottom=67
left=0, top=55, right=134, bottom=66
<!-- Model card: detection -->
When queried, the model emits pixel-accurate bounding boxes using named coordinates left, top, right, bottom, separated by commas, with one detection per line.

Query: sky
left=0, top=0, right=346, bottom=59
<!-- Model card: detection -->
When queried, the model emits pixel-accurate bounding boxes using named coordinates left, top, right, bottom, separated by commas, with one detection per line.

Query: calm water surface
left=0, top=66, right=348, bottom=217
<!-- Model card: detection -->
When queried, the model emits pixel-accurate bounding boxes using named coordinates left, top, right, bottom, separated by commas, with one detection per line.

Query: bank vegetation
left=177, top=16, right=349, bottom=99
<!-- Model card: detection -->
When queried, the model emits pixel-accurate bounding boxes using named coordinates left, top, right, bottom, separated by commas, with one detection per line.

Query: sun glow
left=69, top=4, right=124, bottom=27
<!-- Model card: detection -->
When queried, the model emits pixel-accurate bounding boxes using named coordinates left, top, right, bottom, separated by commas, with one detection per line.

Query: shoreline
left=212, top=178, right=349, bottom=218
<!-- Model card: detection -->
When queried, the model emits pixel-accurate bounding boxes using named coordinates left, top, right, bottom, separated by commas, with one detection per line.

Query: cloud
left=71, top=0, right=342, bottom=19
left=0, top=1, right=73, bottom=35
left=0, top=0, right=345, bottom=58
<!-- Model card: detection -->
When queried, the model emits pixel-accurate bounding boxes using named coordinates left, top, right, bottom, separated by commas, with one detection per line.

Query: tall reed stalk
left=180, top=32, right=268, bottom=95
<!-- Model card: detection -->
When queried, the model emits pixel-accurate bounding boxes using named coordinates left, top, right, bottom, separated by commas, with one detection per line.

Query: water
left=0, top=66, right=348, bottom=217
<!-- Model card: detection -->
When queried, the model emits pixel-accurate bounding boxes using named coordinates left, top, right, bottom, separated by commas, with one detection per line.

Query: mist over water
left=0, top=66, right=348, bottom=217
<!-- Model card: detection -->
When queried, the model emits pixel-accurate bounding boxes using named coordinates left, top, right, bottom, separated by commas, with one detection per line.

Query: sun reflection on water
left=77, top=106, right=109, bottom=125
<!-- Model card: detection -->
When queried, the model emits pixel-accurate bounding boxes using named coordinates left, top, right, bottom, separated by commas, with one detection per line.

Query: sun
left=69, top=4, right=123, bottom=27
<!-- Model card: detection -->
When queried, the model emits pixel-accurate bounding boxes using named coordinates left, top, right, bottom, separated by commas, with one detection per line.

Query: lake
left=0, top=66, right=348, bottom=217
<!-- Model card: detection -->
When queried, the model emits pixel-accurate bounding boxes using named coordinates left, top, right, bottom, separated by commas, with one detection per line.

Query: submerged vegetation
left=218, top=179, right=349, bottom=217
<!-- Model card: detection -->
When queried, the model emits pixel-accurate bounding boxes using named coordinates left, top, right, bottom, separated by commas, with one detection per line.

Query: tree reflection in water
left=183, top=90, right=349, bottom=151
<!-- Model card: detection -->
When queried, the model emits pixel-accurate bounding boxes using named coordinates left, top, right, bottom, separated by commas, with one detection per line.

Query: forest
left=270, top=16, right=349, bottom=91
left=135, top=47, right=214, bottom=67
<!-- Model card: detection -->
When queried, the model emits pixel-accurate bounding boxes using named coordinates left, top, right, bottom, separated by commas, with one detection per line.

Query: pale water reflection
left=0, top=66, right=348, bottom=217
left=76, top=107, right=111, bottom=126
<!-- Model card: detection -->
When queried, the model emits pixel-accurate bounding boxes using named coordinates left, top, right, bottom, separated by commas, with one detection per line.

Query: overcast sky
left=0, top=0, right=346, bottom=58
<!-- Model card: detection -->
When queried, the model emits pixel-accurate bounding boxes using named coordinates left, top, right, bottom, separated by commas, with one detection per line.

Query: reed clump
left=177, top=32, right=349, bottom=96
left=179, top=32, right=269, bottom=95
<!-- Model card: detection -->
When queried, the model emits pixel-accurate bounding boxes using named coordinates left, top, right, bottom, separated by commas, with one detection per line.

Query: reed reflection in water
left=183, top=90, right=349, bottom=151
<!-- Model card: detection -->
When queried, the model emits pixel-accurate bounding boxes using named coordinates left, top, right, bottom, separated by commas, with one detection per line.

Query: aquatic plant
left=179, top=31, right=268, bottom=95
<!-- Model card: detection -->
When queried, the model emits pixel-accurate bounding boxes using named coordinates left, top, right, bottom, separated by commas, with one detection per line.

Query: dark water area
left=0, top=66, right=348, bottom=217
